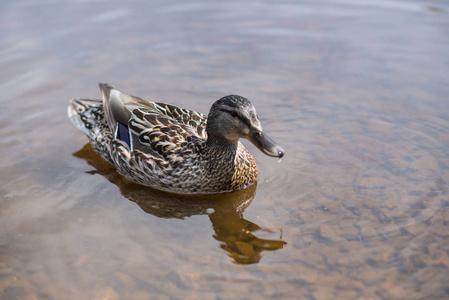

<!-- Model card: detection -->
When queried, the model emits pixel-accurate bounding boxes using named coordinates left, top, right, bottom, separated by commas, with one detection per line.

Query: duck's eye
left=231, top=111, right=238, bottom=118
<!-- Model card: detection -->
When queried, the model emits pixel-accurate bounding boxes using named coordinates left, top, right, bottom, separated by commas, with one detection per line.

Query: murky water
left=1, top=0, right=449, bottom=299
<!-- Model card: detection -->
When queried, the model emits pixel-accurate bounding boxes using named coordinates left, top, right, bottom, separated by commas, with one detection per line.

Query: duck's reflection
left=73, top=144, right=286, bottom=264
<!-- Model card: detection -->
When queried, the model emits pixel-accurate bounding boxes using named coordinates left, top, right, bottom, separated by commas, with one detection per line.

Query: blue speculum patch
left=117, top=122, right=130, bottom=146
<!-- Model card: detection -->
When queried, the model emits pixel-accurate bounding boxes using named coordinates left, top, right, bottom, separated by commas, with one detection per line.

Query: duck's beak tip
left=277, top=148, right=285, bottom=158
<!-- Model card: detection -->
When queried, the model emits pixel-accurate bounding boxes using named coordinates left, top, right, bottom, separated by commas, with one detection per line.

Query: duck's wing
left=99, top=84, right=207, bottom=158
left=99, top=83, right=149, bottom=133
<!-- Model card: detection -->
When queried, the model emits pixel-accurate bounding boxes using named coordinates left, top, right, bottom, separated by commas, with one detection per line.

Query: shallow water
left=1, top=0, right=449, bottom=299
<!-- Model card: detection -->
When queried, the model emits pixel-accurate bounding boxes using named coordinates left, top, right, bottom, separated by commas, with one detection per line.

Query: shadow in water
left=73, top=144, right=286, bottom=264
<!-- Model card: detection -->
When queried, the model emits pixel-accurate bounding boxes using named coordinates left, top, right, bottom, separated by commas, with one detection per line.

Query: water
left=1, top=0, right=449, bottom=299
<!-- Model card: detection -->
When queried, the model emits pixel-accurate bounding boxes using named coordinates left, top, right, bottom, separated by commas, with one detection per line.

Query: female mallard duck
left=68, top=84, right=284, bottom=194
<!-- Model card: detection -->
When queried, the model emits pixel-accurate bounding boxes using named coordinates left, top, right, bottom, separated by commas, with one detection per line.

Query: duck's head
left=206, top=95, right=284, bottom=158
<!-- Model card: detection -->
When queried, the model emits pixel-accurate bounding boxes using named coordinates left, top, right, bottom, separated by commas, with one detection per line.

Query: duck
left=68, top=84, right=284, bottom=194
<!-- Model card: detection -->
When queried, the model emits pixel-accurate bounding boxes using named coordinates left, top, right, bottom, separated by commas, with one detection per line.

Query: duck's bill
left=248, top=130, right=284, bottom=158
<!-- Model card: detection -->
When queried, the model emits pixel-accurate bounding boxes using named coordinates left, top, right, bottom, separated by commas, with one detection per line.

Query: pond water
left=1, top=0, right=449, bottom=299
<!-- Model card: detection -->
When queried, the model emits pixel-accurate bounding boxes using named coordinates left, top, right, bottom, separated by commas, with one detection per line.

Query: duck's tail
left=67, top=98, right=103, bottom=136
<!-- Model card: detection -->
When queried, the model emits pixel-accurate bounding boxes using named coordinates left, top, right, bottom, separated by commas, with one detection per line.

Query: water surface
left=1, top=0, right=449, bottom=299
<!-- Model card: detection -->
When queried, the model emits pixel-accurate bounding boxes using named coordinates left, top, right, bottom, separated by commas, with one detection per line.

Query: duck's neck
left=206, top=136, right=239, bottom=154
left=205, top=138, right=239, bottom=170
left=202, top=137, right=238, bottom=188
left=204, top=138, right=257, bottom=192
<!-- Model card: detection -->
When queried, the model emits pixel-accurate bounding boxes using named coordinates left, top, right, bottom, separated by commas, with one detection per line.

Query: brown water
left=1, top=1, right=449, bottom=299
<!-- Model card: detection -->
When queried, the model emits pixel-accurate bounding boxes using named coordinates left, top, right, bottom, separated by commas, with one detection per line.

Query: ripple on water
left=260, top=102, right=449, bottom=297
